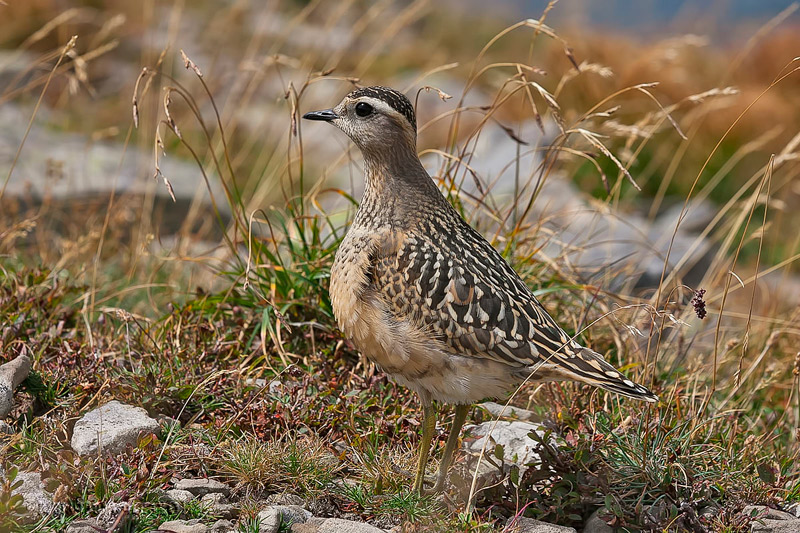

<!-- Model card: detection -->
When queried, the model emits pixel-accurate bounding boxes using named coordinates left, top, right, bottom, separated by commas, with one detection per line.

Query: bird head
left=303, top=86, right=417, bottom=156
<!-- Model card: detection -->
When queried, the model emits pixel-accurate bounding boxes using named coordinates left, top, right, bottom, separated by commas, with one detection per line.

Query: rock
left=785, top=502, right=800, bottom=518
left=0, top=353, right=32, bottom=418
left=0, top=104, right=227, bottom=215
left=200, top=492, right=239, bottom=519
left=743, top=505, right=796, bottom=521
left=745, top=505, right=800, bottom=532
left=451, top=420, right=553, bottom=495
left=158, top=519, right=210, bottom=533
left=699, top=504, right=721, bottom=520
left=164, top=488, right=196, bottom=504
left=506, top=517, right=577, bottom=533
left=478, top=401, right=538, bottom=422
left=463, top=421, right=551, bottom=467
left=66, top=519, right=103, bottom=533
left=751, top=519, right=800, bottom=532
left=70, top=401, right=159, bottom=456
left=0, top=421, right=13, bottom=434
left=210, top=519, right=236, bottom=532
left=584, top=509, right=613, bottom=533
left=96, top=501, right=132, bottom=529
left=291, top=521, right=321, bottom=533
left=11, top=470, right=56, bottom=522
left=296, top=518, right=385, bottom=533
left=265, top=492, right=306, bottom=506
left=258, top=505, right=313, bottom=532
left=174, top=478, right=231, bottom=497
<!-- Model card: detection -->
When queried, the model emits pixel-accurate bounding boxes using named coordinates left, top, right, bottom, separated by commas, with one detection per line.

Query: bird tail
left=553, top=347, right=658, bottom=403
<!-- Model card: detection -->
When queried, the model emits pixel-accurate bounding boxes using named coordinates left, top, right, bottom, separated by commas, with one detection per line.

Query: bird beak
left=302, top=109, right=338, bottom=122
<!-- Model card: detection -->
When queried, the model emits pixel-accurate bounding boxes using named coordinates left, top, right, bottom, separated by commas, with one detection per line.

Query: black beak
left=302, top=109, right=338, bottom=121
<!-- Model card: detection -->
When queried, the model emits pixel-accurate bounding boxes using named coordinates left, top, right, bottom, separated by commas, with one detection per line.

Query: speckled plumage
left=315, top=86, right=656, bottom=405
left=304, top=86, right=656, bottom=492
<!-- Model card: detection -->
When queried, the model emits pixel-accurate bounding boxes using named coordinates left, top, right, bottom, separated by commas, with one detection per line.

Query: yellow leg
left=413, top=403, right=436, bottom=494
left=433, top=404, right=469, bottom=492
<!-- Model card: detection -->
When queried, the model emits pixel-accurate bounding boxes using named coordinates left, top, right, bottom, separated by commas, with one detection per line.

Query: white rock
left=751, top=519, right=800, bottom=533
left=70, top=401, right=159, bottom=456
left=66, top=519, right=105, bottom=533
left=0, top=353, right=31, bottom=418
left=265, top=493, right=305, bottom=506
left=174, top=478, right=231, bottom=497
left=478, top=401, right=538, bottom=421
left=743, top=505, right=796, bottom=521
left=463, top=421, right=551, bottom=466
left=507, top=517, right=577, bottom=533
left=11, top=470, right=56, bottom=522
left=200, top=492, right=238, bottom=518
left=210, top=519, right=236, bottom=532
left=96, top=501, right=132, bottom=529
left=66, top=519, right=103, bottom=533
left=454, top=420, right=553, bottom=494
left=257, top=505, right=312, bottom=532
left=314, top=518, right=386, bottom=532
left=158, top=519, right=210, bottom=533
left=164, top=488, right=196, bottom=504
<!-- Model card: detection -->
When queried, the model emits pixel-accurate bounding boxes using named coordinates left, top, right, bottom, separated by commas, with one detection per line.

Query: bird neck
left=357, top=146, right=441, bottom=228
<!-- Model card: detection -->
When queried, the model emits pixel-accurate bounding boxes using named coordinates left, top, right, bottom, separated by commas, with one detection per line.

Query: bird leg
left=433, top=404, right=469, bottom=492
left=413, top=403, right=436, bottom=494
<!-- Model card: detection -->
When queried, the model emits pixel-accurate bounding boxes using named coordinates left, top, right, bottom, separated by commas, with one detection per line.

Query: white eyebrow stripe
left=353, top=96, right=404, bottom=120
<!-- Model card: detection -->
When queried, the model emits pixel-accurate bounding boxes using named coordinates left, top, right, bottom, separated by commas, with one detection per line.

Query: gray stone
left=463, top=421, right=551, bottom=467
left=291, top=520, right=322, bottom=533
left=258, top=505, right=313, bottom=532
left=0, top=353, right=31, bottom=418
left=311, top=518, right=386, bottom=533
left=743, top=505, right=796, bottom=521
left=11, top=471, right=56, bottom=522
left=71, top=401, right=159, bottom=456
left=174, top=478, right=231, bottom=497
left=506, top=517, right=577, bottom=533
left=265, top=492, right=306, bottom=506
left=583, top=510, right=613, bottom=533
left=200, top=492, right=238, bottom=519
left=66, top=519, right=103, bottom=533
left=96, top=501, right=132, bottom=528
left=158, top=519, right=210, bottom=533
left=164, top=488, right=195, bottom=504
left=0, top=104, right=227, bottom=212
left=751, top=518, right=800, bottom=532
left=451, top=420, right=553, bottom=495
left=478, top=402, right=538, bottom=422
left=210, top=519, right=236, bottom=532
left=0, top=421, right=13, bottom=434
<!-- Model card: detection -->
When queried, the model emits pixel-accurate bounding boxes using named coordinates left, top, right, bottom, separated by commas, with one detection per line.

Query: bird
left=302, top=86, right=657, bottom=494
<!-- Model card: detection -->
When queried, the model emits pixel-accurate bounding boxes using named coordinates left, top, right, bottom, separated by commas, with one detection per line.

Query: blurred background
left=2, top=0, right=798, bottom=308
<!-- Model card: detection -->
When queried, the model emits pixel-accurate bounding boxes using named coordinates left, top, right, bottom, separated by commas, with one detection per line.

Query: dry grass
left=1, top=1, right=800, bottom=531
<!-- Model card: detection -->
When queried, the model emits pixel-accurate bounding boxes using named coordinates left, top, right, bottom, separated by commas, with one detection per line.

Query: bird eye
left=355, top=102, right=373, bottom=117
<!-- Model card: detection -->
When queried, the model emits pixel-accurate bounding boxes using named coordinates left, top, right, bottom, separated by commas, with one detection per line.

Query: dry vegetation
left=1, top=1, right=800, bottom=531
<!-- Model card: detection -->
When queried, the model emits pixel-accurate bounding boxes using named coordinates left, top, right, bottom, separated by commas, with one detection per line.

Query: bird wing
left=373, top=222, right=657, bottom=402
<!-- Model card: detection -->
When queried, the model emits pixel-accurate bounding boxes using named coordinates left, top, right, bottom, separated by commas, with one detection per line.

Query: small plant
left=217, top=435, right=341, bottom=497
left=0, top=466, right=26, bottom=531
